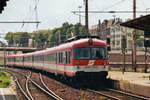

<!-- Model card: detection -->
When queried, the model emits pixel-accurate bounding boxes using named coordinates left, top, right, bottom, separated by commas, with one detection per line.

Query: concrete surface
left=0, top=88, right=17, bottom=100
left=108, top=71, right=150, bottom=98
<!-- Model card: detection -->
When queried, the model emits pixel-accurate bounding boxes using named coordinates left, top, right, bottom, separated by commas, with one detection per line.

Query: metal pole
left=146, top=8, right=150, bottom=15
left=85, top=0, right=89, bottom=36
left=59, top=31, right=61, bottom=44
left=144, top=47, right=147, bottom=73
left=78, top=6, right=82, bottom=24
left=122, top=49, right=125, bottom=74
left=133, top=0, right=137, bottom=72
left=3, top=45, right=6, bottom=67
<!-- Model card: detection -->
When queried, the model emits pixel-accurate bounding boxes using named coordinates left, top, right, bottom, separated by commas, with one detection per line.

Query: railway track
left=39, top=73, right=63, bottom=100
left=1, top=69, right=31, bottom=100
left=3, top=67, right=150, bottom=100
left=87, top=88, right=150, bottom=100
left=1, top=68, right=63, bottom=100
left=106, top=88, right=150, bottom=100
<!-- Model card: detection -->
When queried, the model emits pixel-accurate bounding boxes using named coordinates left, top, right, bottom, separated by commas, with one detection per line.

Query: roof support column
left=133, top=0, right=137, bottom=72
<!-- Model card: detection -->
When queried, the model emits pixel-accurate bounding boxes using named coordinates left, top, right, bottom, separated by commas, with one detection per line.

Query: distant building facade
left=90, top=18, right=133, bottom=50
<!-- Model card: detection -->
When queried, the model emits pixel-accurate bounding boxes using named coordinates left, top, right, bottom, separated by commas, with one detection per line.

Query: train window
left=65, top=51, right=68, bottom=64
left=91, top=48, right=104, bottom=59
left=44, top=54, right=47, bottom=62
left=57, top=53, right=59, bottom=63
left=73, top=47, right=90, bottom=59
left=62, top=52, right=65, bottom=64
left=32, top=56, right=34, bottom=62
left=58, top=52, right=63, bottom=63
left=73, top=47, right=107, bottom=60
left=60, top=52, right=63, bottom=63
left=67, top=51, right=71, bottom=64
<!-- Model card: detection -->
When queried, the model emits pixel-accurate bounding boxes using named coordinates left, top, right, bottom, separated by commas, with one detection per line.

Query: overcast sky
left=0, top=0, right=149, bottom=35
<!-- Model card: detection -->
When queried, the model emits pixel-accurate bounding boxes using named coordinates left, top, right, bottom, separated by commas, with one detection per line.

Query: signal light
left=106, top=35, right=111, bottom=51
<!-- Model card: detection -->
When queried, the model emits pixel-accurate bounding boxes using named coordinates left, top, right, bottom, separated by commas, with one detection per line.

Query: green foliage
left=136, top=30, right=144, bottom=47
left=46, top=22, right=85, bottom=47
left=5, top=32, right=30, bottom=47
left=5, top=32, right=14, bottom=46
left=0, top=71, right=10, bottom=88
left=5, top=22, right=86, bottom=48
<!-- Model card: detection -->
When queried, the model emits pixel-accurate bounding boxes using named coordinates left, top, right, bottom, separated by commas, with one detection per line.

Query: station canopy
left=120, top=14, right=150, bottom=31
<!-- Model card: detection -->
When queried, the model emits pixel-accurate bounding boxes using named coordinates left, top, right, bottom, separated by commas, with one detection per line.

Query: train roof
left=7, top=38, right=106, bottom=57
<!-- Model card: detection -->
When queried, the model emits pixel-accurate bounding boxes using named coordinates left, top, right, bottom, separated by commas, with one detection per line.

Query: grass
left=0, top=71, right=11, bottom=88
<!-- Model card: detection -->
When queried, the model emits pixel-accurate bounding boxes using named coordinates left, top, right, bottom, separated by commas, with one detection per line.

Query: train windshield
left=73, top=47, right=107, bottom=60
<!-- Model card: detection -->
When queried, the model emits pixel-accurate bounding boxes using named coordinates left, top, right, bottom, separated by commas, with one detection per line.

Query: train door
left=63, top=51, right=67, bottom=75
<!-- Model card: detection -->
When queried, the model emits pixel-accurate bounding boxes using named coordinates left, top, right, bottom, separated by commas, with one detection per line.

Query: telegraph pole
left=133, top=0, right=137, bottom=72
left=85, top=0, right=89, bottom=36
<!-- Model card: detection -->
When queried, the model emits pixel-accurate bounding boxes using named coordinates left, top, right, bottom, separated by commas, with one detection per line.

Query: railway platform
left=0, top=88, right=17, bottom=100
left=108, top=71, right=150, bottom=98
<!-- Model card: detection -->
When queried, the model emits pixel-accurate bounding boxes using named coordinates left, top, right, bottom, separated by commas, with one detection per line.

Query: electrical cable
left=101, top=0, right=126, bottom=11
left=34, top=0, right=40, bottom=29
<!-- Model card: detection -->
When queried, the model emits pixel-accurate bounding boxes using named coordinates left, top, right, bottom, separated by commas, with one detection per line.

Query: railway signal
left=106, top=35, right=111, bottom=51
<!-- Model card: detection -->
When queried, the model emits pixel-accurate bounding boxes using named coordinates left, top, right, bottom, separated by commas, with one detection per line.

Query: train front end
left=72, top=38, right=109, bottom=82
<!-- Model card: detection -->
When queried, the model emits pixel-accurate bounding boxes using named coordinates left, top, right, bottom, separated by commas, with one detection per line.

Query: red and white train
left=6, top=36, right=109, bottom=82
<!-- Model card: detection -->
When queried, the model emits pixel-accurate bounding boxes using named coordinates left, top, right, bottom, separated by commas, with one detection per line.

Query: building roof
left=120, top=14, right=150, bottom=31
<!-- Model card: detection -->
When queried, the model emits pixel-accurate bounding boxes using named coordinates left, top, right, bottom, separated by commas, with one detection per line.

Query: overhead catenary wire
left=72, top=10, right=150, bottom=14
left=101, top=0, right=126, bottom=11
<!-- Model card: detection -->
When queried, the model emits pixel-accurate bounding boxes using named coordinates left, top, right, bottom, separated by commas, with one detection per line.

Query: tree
left=71, top=23, right=86, bottom=36
left=136, top=30, right=144, bottom=47
left=5, top=32, right=30, bottom=47
left=5, top=32, right=14, bottom=46
left=18, top=32, right=30, bottom=47
left=0, top=41, right=5, bottom=46
left=5, top=22, right=86, bottom=48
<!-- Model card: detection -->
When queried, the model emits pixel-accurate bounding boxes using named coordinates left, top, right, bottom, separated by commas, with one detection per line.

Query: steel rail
left=39, top=73, right=63, bottom=100
left=26, top=71, right=34, bottom=100
left=87, top=89, right=121, bottom=100
left=4, top=68, right=60, bottom=100
left=106, top=88, right=150, bottom=100
left=29, top=78, right=60, bottom=100
left=10, top=70, right=60, bottom=100
left=15, top=76, right=31, bottom=100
